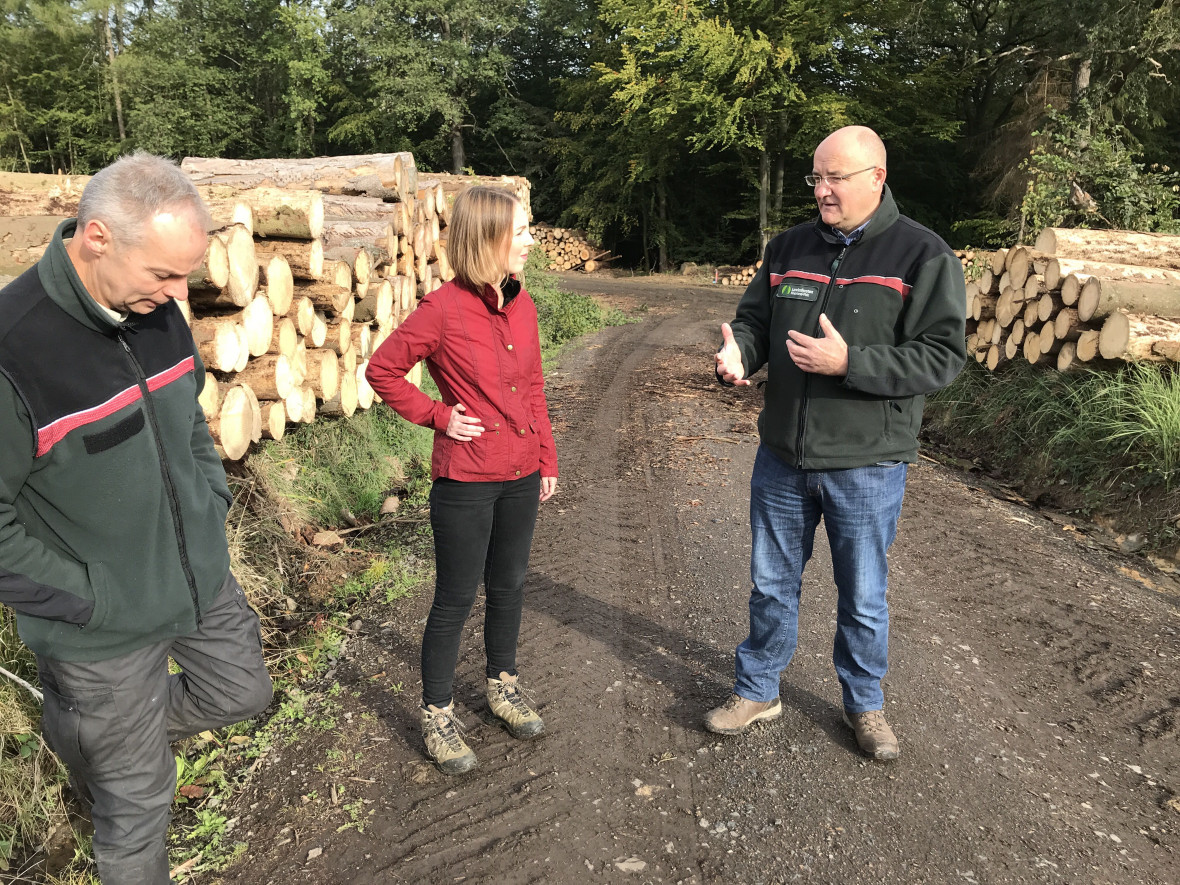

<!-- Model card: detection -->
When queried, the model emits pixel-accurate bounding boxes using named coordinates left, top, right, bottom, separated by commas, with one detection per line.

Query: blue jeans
left=733, top=446, right=907, bottom=713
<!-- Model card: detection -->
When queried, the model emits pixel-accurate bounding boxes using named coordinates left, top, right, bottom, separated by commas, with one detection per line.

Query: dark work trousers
left=422, top=471, right=541, bottom=708
left=35, top=573, right=273, bottom=885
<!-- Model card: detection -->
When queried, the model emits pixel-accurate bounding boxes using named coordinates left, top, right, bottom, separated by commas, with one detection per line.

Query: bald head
left=811, top=126, right=888, bottom=233
left=818, top=126, right=887, bottom=170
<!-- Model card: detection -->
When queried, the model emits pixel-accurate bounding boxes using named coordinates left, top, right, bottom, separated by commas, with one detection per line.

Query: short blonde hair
left=448, top=186, right=519, bottom=292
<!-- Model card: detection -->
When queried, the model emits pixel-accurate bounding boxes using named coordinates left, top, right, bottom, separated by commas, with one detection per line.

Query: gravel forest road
left=209, top=274, right=1179, bottom=885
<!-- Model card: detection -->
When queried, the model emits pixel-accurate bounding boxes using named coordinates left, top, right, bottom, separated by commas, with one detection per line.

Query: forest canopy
left=2, top=0, right=1178, bottom=267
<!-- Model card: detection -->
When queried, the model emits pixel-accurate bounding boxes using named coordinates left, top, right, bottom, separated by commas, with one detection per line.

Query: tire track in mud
left=355, top=306, right=720, bottom=883
left=208, top=277, right=1179, bottom=885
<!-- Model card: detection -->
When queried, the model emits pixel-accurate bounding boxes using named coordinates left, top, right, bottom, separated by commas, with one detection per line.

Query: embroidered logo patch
left=775, top=282, right=820, bottom=301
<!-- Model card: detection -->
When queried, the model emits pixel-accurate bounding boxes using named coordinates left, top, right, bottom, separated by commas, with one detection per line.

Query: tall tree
left=326, top=0, right=516, bottom=172
left=591, top=0, right=849, bottom=253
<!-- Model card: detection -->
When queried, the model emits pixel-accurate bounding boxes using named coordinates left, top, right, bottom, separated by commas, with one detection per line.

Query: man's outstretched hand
left=715, top=323, right=750, bottom=386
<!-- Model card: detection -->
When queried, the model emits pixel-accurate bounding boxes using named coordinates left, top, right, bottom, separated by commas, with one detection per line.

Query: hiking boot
left=487, top=672, right=545, bottom=739
left=843, top=709, right=900, bottom=761
left=704, top=694, right=782, bottom=735
left=420, top=702, right=478, bottom=774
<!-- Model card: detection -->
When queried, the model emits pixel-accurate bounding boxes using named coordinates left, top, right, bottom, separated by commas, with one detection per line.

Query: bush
left=524, top=252, right=608, bottom=350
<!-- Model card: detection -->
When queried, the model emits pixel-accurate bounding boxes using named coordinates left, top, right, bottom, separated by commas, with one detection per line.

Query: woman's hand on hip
left=539, top=476, right=558, bottom=501
left=445, top=403, right=485, bottom=441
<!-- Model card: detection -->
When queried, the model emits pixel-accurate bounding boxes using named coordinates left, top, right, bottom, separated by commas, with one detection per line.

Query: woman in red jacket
left=366, top=186, right=558, bottom=775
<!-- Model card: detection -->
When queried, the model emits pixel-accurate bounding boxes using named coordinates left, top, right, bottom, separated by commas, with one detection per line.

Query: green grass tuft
left=926, top=361, right=1180, bottom=535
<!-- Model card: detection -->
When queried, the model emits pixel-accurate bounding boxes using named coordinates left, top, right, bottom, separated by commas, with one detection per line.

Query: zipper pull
left=831, top=246, right=847, bottom=274
left=117, top=334, right=131, bottom=354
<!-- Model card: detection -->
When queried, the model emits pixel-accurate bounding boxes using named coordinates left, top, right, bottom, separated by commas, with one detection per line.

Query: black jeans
left=422, top=471, right=541, bottom=707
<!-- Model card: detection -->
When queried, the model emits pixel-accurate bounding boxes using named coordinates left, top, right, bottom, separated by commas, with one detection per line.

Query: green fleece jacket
left=0, top=220, right=232, bottom=662
left=730, top=187, right=967, bottom=469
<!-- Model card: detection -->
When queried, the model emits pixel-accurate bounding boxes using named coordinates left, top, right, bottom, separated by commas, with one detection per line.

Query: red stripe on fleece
left=36, top=357, right=194, bottom=457
left=836, top=275, right=911, bottom=297
left=770, top=271, right=831, bottom=288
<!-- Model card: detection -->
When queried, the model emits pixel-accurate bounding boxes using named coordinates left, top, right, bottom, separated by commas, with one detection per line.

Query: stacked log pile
left=717, top=263, right=759, bottom=286
left=0, top=159, right=563, bottom=464
left=531, top=223, right=612, bottom=272
left=177, top=155, right=463, bottom=459
left=958, top=228, right=1180, bottom=372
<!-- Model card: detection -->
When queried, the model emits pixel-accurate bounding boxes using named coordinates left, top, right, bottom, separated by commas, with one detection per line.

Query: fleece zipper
left=118, top=331, right=202, bottom=625
left=794, top=244, right=849, bottom=468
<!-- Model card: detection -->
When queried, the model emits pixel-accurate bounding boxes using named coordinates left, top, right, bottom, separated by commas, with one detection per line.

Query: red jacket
left=365, top=277, right=557, bottom=482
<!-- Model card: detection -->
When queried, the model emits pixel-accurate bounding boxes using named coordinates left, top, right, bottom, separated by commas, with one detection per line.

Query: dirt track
left=209, top=274, right=1179, bottom=885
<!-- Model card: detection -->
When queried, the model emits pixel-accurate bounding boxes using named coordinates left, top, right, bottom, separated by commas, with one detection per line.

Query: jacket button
left=515, top=470, right=521, bottom=476
left=511, top=386, right=517, bottom=392
left=519, top=428, right=525, bottom=435
left=507, top=344, right=514, bottom=350
left=494, top=422, right=500, bottom=427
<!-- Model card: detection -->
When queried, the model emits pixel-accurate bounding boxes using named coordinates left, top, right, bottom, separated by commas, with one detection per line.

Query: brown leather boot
left=704, top=694, right=782, bottom=735
left=843, top=709, right=900, bottom=761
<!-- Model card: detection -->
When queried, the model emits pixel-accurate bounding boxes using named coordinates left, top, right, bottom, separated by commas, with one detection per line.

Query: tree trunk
left=759, top=148, right=770, bottom=253
left=1046, top=256, right=1180, bottom=291
left=239, top=187, right=324, bottom=240
left=190, top=319, right=243, bottom=373
left=451, top=123, right=466, bottom=175
left=102, top=14, right=125, bottom=142
left=255, top=237, right=323, bottom=281
left=181, top=154, right=418, bottom=202
left=268, top=316, right=298, bottom=357
left=1098, top=312, right=1180, bottom=362
left=1077, top=276, right=1180, bottom=323
left=1035, top=227, right=1180, bottom=270
left=657, top=177, right=668, bottom=274
left=258, top=255, right=294, bottom=316
left=233, top=354, right=295, bottom=401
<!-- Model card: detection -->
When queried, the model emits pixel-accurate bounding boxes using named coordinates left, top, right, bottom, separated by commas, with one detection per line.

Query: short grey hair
left=77, top=152, right=212, bottom=246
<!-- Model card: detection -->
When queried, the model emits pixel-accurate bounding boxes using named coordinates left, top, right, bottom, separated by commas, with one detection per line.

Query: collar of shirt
left=475, top=274, right=522, bottom=311
left=829, top=217, right=872, bottom=246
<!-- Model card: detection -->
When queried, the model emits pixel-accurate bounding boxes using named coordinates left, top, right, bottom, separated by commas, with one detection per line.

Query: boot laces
left=496, top=680, right=534, bottom=715
left=430, top=707, right=467, bottom=750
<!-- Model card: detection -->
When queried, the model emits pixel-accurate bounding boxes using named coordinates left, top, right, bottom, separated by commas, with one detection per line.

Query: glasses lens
left=805, top=175, right=819, bottom=187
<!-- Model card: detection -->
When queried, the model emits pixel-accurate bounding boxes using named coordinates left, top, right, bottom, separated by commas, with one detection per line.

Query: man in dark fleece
left=0, top=153, right=272, bottom=884
left=707, top=126, right=966, bottom=761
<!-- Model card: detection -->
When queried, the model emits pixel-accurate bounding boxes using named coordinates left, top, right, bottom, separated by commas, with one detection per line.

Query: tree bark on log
left=1035, top=227, right=1180, bottom=270
left=1045, top=257, right=1180, bottom=290
left=218, top=224, right=257, bottom=305
left=319, top=369, right=358, bottom=418
left=190, top=235, right=231, bottom=293
left=258, top=400, right=287, bottom=440
left=254, top=237, right=323, bottom=281
left=1077, top=276, right=1180, bottom=323
left=1099, top=311, right=1180, bottom=361
left=198, top=375, right=220, bottom=419
left=211, top=384, right=259, bottom=461
left=182, top=154, right=418, bottom=202
left=293, top=280, right=352, bottom=315
left=291, top=296, right=315, bottom=337
left=233, top=353, right=295, bottom=401
left=268, top=316, right=298, bottom=357
left=233, top=294, right=274, bottom=357
left=241, top=187, right=324, bottom=240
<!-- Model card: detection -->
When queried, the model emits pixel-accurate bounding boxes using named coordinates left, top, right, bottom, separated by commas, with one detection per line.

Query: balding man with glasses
left=706, top=126, right=966, bottom=760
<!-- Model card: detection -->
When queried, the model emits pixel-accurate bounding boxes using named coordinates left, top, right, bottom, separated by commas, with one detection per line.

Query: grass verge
left=925, top=360, right=1180, bottom=552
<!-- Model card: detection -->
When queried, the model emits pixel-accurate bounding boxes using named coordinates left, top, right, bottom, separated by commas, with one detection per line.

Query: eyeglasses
left=805, top=166, right=877, bottom=188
